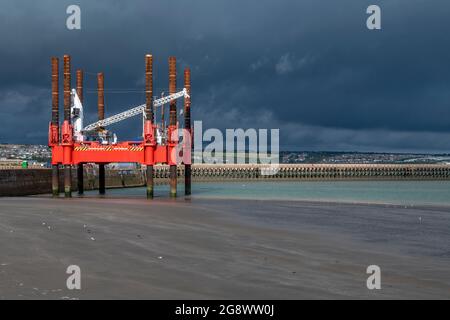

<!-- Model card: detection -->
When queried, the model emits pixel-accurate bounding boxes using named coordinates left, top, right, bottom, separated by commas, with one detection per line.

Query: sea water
left=85, top=180, right=450, bottom=206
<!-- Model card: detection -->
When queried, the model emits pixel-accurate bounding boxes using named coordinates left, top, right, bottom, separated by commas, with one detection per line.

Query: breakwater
left=0, top=168, right=145, bottom=196
left=1, top=164, right=449, bottom=196
left=185, top=164, right=450, bottom=180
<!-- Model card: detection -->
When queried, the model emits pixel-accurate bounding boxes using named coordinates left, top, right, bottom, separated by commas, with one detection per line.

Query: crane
left=83, top=88, right=189, bottom=131
left=71, top=88, right=189, bottom=143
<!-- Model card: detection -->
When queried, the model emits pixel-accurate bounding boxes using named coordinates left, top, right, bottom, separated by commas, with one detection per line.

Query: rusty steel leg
left=63, top=55, right=71, bottom=125
left=97, top=73, right=104, bottom=123
left=64, top=165, right=72, bottom=197
left=52, top=165, right=59, bottom=196
left=51, top=57, right=59, bottom=126
left=77, top=164, right=84, bottom=195
left=51, top=58, right=60, bottom=196
left=63, top=55, right=72, bottom=198
left=144, top=55, right=154, bottom=199
left=99, top=164, right=105, bottom=195
left=184, top=68, right=191, bottom=196
left=146, top=165, right=154, bottom=199
left=170, top=166, right=177, bottom=197
left=169, top=57, right=177, bottom=197
left=75, top=70, right=84, bottom=196
left=185, top=164, right=191, bottom=196
left=76, top=70, right=83, bottom=103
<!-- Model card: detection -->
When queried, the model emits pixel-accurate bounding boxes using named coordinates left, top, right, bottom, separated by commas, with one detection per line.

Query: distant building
left=0, top=159, right=23, bottom=169
left=0, top=158, right=46, bottom=169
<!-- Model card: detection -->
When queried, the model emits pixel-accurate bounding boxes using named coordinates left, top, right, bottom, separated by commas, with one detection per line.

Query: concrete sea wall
left=1, top=164, right=449, bottom=196
left=0, top=168, right=145, bottom=196
left=187, top=164, right=450, bottom=181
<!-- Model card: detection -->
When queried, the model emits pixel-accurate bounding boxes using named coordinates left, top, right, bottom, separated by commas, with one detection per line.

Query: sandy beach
left=0, top=196, right=449, bottom=299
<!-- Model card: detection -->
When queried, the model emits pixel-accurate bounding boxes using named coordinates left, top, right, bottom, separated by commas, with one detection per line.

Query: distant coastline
left=1, top=143, right=450, bottom=168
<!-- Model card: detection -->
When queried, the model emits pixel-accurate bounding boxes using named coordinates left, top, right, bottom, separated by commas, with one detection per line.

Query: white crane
left=83, top=88, right=189, bottom=131
left=70, top=89, right=84, bottom=141
left=70, top=88, right=189, bottom=143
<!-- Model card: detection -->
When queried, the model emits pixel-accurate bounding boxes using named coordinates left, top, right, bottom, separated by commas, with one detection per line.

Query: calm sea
left=85, top=181, right=450, bottom=206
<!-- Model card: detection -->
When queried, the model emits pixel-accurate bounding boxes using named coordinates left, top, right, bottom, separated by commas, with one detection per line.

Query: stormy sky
left=0, top=0, right=449, bottom=153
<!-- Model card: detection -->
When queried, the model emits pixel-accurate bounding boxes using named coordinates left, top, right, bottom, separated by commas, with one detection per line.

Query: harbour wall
left=0, top=168, right=145, bottom=196
left=1, top=164, right=449, bottom=196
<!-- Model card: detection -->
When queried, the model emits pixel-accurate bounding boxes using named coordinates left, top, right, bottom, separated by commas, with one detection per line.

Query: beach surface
left=0, top=196, right=449, bottom=299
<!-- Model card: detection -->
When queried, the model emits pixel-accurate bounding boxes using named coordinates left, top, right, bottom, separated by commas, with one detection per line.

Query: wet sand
left=0, top=196, right=449, bottom=299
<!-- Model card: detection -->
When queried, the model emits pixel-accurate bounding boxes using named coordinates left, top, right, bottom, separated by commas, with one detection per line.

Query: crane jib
left=83, top=88, right=189, bottom=131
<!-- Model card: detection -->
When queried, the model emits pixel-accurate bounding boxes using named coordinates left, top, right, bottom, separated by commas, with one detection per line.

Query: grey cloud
left=275, top=54, right=313, bottom=75
left=250, top=57, right=270, bottom=72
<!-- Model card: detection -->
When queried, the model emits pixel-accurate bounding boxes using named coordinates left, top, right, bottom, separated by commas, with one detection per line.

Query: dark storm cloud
left=0, top=0, right=450, bottom=152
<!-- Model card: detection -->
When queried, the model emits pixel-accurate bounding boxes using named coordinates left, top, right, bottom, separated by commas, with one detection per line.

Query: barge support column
left=146, top=166, right=154, bottom=198
left=144, top=54, right=155, bottom=199
left=97, top=72, right=106, bottom=195
left=169, top=56, right=177, bottom=197
left=76, top=70, right=84, bottom=195
left=63, top=55, right=72, bottom=198
left=52, top=165, right=60, bottom=195
left=51, top=57, right=60, bottom=196
left=99, top=164, right=105, bottom=195
left=77, top=165, right=84, bottom=195
left=184, top=68, right=192, bottom=196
